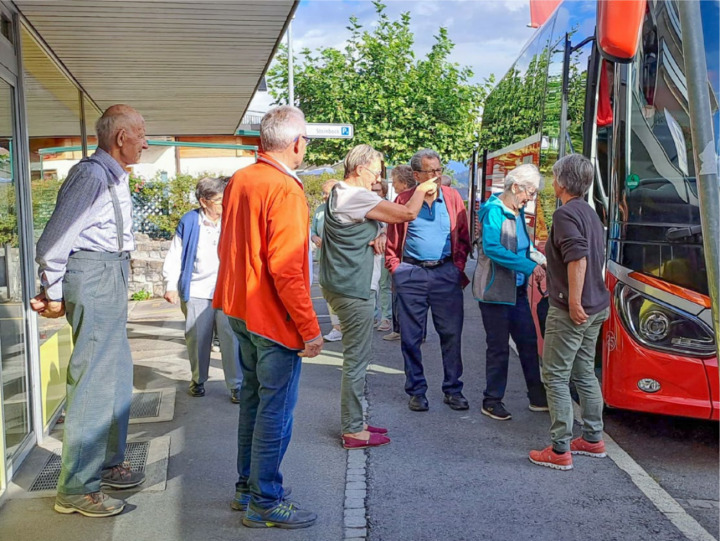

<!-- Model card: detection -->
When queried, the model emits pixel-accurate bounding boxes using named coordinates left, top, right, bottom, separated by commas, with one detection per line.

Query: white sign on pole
left=306, top=123, right=354, bottom=139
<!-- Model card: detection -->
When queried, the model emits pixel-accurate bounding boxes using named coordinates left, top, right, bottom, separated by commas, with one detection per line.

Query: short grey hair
left=195, top=176, right=228, bottom=202
left=410, top=149, right=442, bottom=171
left=95, top=104, right=142, bottom=150
left=504, top=163, right=543, bottom=192
left=260, top=105, right=306, bottom=152
left=343, top=144, right=383, bottom=179
left=391, top=164, right=416, bottom=189
left=552, top=154, right=593, bottom=197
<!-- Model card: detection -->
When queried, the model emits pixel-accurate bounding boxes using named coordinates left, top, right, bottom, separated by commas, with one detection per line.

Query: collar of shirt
left=93, top=148, right=129, bottom=184
left=198, top=210, right=220, bottom=229
left=258, top=154, right=303, bottom=186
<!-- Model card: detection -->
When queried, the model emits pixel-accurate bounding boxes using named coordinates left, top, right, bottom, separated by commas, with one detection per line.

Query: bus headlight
left=616, top=284, right=716, bottom=357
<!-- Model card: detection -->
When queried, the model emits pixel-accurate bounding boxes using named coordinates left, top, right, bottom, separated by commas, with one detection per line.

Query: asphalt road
left=360, top=263, right=718, bottom=541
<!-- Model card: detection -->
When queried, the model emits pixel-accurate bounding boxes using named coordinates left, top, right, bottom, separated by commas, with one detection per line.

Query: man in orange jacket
left=214, top=105, right=322, bottom=529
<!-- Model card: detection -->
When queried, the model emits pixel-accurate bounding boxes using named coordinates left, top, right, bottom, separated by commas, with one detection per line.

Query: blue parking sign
left=341, top=126, right=350, bottom=136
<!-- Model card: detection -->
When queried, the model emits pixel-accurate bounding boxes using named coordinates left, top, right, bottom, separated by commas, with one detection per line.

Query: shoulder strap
left=84, top=157, right=124, bottom=251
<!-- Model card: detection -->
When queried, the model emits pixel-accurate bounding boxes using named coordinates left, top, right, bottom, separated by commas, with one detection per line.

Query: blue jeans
left=478, top=285, right=543, bottom=405
left=394, top=261, right=464, bottom=396
left=228, top=318, right=301, bottom=509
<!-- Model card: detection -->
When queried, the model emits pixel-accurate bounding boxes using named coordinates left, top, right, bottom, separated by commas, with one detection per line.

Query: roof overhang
left=14, top=0, right=296, bottom=135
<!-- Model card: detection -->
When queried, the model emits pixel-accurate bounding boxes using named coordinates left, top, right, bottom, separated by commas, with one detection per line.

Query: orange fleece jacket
left=213, top=154, right=320, bottom=350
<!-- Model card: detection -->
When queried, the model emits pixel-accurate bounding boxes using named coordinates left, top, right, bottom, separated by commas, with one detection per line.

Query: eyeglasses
left=522, top=188, right=537, bottom=198
left=295, top=135, right=311, bottom=144
left=417, top=168, right=443, bottom=176
left=206, top=197, right=223, bottom=205
left=363, top=166, right=382, bottom=178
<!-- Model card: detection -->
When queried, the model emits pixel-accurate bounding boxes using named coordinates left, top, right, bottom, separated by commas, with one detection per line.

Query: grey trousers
left=542, top=306, right=609, bottom=452
left=58, top=251, right=132, bottom=495
left=323, top=290, right=375, bottom=434
left=181, top=297, right=242, bottom=390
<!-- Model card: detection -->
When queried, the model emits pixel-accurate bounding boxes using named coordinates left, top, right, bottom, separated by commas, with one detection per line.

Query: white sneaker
left=323, top=328, right=343, bottom=342
left=383, top=331, right=401, bottom=341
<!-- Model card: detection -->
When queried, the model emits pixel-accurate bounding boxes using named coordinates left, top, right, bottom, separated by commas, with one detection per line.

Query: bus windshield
left=608, top=0, right=717, bottom=297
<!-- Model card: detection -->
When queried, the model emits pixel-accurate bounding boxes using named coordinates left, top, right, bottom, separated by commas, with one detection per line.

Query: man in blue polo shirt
left=385, top=149, right=471, bottom=412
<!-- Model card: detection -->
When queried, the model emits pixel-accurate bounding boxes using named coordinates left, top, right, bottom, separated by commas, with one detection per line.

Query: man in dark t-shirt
left=529, top=154, right=610, bottom=471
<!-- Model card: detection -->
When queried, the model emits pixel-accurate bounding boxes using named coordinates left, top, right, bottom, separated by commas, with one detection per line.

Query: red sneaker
left=366, top=425, right=388, bottom=435
left=570, top=437, right=607, bottom=458
left=529, top=445, right=573, bottom=470
left=342, top=433, right=391, bottom=450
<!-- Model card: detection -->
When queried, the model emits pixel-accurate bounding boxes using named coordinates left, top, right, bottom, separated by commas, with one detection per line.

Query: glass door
left=0, top=75, right=32, bottom=462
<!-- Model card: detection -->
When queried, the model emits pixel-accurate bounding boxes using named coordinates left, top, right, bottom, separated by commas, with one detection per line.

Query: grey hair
left=503, top=163, right=543, bottom=192
left=440, top=174, right=452, bottom=187
left=552, top=154, right=593, bottom=197
left=410, top=149, right=441, bottom=171
left=343, top=144, right=383, bottom=179
left=195, top=176, right=228, bottom=202
left=391, top=164, right=416, bottom=189
left=95, top=104, right=142, bottom=150
left=260, top=105, right=306, bottom=152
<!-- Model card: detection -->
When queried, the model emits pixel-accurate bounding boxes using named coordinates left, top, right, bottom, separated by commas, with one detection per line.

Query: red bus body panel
left=602, top=273, right=716, bottom=419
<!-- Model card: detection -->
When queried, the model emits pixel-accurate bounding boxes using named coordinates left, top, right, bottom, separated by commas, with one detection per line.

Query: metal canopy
left=15, top=0, right=296, bottom=135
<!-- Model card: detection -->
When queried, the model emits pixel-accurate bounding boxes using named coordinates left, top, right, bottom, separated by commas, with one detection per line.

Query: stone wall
left=129, top=233, right=171, bottom=298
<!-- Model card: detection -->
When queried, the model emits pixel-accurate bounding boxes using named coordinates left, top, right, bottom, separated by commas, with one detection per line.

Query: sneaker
left=529, top=403, right=550, bottom=412
left=481, top=402, right=512, bottom=420
left=54, top=491, right=125, bottom=517
left=231, top=487, right=293, bottom=511
left=189, top=381, right=205, bottom=397
left=528, top=445, right=573, bottom=470
left=323, top=328, right=343, bottom=342
left=570, top=437, right=607, bottom=458
left=100, top=462, right=146, bottom=489
left=382, top=331, right=401, bottom=341
left=376, top=319, right=392, bottom=332
left=242, top=501, right=317, bottom=529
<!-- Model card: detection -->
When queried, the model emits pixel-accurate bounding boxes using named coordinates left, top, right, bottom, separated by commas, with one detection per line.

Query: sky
left=249, top=0, right=537, bottom=111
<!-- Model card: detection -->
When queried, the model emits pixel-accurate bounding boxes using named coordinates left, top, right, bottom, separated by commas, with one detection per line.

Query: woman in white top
left=162, top=177, right=242, bottom=402
left=319, top=144, right=438, bottom=449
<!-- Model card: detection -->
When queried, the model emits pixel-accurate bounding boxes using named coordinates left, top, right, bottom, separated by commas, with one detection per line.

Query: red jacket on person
left=385, top=185, right=472, bottom=288
left=213, top=154, right=321, bottom=350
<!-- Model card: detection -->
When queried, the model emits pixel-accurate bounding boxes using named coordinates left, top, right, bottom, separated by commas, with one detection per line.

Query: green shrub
left=131, top=289, right=153, bottom=301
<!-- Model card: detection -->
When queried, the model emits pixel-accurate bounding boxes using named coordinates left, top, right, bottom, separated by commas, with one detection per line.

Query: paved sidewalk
left=0, top=291, right=346, bottom=541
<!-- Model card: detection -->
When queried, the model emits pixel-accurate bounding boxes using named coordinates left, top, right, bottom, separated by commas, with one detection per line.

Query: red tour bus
left=473, top=0, right=720, bottom=420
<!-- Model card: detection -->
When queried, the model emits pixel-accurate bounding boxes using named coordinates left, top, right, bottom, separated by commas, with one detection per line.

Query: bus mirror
left=596, top=0, right=647, bottom=63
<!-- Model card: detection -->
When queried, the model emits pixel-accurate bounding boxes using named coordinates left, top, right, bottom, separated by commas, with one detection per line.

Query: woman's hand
left=416, top=179, right=438, bottom=197
left=369, top=232, right=387, bottom=254
left=311, top=235, right=322, bottom=248
left=531, top=264, right=546, bottom=285
left=164, top=291, right=179, bottom=305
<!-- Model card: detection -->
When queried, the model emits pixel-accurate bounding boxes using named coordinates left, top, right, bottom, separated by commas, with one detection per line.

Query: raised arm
left=365, top=179, right=437, bottom=224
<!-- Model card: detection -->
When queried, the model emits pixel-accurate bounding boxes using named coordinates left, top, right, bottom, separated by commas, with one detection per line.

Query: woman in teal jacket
left=473, top=164, right=548, bottom=421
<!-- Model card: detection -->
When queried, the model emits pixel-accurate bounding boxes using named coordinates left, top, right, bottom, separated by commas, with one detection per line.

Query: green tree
left=268, top=1, right=493, bottom=165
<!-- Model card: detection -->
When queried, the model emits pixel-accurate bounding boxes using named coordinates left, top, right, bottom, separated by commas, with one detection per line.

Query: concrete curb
left=343, top=397, right=370, bottom=540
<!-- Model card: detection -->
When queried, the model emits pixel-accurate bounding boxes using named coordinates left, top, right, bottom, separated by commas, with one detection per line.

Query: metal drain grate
left=28, top=441, right=150, bottom=492
left=130, top=391, right=162, bottom=419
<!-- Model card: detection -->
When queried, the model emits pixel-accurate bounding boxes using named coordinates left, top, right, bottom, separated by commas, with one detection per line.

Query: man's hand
left=311, top=235, right=322, bottom=249
left=569, top=302, right=589, bottom=325
left=299, top=336, right=323, bottom=358
left=164, top=290, right=179, bottom=304
left=369, top=232, right=387, bottom=255
left=30, top=291, right=48, bottom=313
left=531, top=264, right=546, bottom=284
left=31, top=291, right=66, bottom=319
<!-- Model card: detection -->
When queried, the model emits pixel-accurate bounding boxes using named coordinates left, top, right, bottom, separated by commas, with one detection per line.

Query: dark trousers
left=478, top=285, right=543, bottom=405
left=394, top=261, right=464, bottom=396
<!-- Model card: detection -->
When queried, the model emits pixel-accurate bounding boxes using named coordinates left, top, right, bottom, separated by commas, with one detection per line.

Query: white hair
left=260, top=105, right=306, bottom=151
left=503, top=163, right=543, bottom=192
